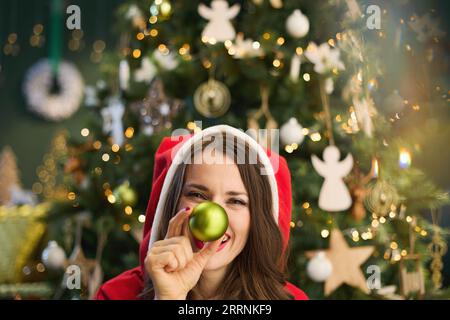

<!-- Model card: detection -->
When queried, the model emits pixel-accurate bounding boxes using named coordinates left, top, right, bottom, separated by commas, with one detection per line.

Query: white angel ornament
left=101, top=97, right=125, bottom=146
left=312, top=145, right=354, bottom=212
left=198, top=0, right=240, bottom=43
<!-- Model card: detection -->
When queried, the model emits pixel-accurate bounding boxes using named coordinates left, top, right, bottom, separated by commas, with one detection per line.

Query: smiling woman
left=95, top=125, right=308, bottom=300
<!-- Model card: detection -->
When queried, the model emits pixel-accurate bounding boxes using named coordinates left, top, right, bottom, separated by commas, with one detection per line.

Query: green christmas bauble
left=113, top=182, right=138, bottom=207
left=189, top=201, right=229, bottom=242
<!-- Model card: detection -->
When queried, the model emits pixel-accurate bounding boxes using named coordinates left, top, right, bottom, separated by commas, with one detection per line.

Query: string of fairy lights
left=47, top=2, right=444, bottom=244
left=0, top=1, right=447, bottom=91
left=76, top=126, right=145, bottom=232
left=2, top=28, right=107, bottom=64
left=0, top=1, right=447, bottom=264
left=290, top=148, right=426, bottom=264
left=122, top=4, right=448, bottom=155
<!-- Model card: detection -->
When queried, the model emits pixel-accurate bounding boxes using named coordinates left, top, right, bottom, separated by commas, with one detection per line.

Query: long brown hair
left=142, top=133, right=293, bottom=299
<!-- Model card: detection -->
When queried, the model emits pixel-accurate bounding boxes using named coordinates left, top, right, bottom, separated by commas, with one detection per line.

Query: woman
left=96, top=125, right=308, bottom=300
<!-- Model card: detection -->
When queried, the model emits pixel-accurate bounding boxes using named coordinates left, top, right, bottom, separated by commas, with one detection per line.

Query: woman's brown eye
left=229, top=198, right=246, bottom=206
left=188, top=192, right=207, bottom=200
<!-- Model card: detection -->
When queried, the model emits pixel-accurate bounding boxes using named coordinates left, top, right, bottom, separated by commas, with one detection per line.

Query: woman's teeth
left=221, top=234, right=230, bottom=243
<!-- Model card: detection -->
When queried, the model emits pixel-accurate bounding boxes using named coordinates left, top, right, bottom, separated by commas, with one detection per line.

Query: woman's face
left=177, top=152, right=251, bottom=271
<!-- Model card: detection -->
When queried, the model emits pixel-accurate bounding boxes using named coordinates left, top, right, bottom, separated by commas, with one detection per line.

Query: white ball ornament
left=41, top=241, right=67, bottom=269
left=307, top=252, right=333, bottom=282
left=280, top=117, right=305, bottom=145
left=286, top=9, right=310, bottom=38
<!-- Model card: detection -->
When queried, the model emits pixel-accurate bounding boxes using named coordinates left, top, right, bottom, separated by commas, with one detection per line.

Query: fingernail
left=185, top=207, right=190, bottom=211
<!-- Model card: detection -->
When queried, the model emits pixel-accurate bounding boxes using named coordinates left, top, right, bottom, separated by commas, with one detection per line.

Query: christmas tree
left=43, top=0, right=449, bottom=299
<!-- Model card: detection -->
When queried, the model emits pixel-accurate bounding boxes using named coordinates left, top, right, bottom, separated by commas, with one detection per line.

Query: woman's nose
left=211, top=197, right=225, bottom=208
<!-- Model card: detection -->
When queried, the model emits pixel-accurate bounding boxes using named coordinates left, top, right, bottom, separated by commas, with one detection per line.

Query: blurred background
left=0, top=0, right=449, bottom=300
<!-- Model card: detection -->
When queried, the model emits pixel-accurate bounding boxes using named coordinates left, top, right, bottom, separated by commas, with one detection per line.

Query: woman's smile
left=193, top=232, right=232, bottom=252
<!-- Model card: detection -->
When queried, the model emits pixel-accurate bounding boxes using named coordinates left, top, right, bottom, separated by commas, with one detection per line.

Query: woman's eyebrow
left=184, top=184, right=247, bottom=197
left=184, top=183, right=209, bottom=191
left=226, top=191, right=248, bottom=197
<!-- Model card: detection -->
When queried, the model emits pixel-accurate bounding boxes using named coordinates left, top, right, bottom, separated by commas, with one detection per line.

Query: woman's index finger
left=165, top=207, right=191, bottom=239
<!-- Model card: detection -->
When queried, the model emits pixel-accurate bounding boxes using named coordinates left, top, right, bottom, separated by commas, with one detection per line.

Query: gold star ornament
left=306, top=229, right=375, bottom=296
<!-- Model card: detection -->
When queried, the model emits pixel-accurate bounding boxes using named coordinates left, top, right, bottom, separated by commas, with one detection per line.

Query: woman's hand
left=145, top=207, right=222, bottom=300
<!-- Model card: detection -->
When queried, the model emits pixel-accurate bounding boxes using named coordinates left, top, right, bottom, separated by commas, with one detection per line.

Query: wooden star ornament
left=306, top=229, right=375, bottom=296
left=66, top=245, right=97, bottom=288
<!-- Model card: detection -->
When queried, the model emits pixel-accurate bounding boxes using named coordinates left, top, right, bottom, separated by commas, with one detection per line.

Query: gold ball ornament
left=189, top=201, right=229, bottom=242
left=194, top=79, right=231, bottom=118
left=364, top=180, right=399, bottom=217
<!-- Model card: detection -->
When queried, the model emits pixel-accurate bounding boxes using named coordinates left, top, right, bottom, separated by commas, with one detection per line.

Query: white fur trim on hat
left=148, top=125, right=279, bottom=250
